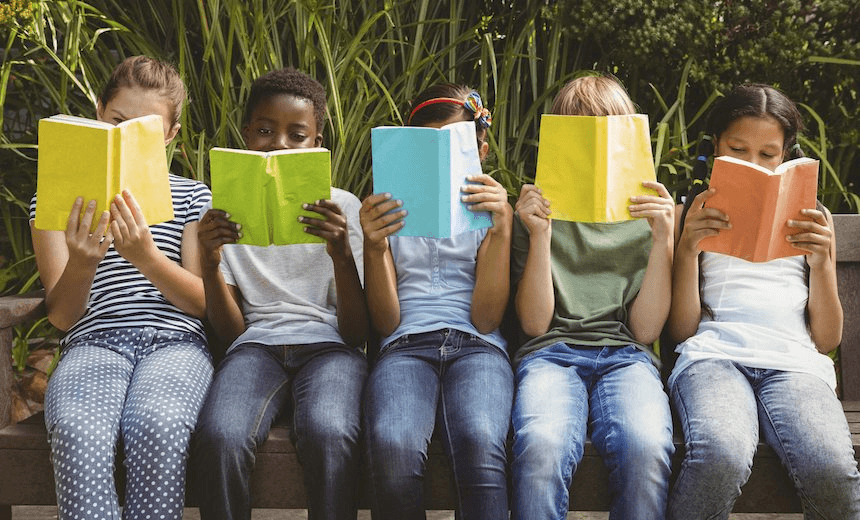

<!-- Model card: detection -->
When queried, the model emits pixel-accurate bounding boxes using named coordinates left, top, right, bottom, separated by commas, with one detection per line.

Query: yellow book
left=35, top=114, right=174, bottom=231
left=534, top=114, right=656, bottom=222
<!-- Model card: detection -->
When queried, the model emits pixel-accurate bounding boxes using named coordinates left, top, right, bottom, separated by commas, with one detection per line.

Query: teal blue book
left=371, top=121, right=492, bottom=238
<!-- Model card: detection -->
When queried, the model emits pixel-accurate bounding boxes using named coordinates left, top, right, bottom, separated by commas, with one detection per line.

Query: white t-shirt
left=670, top=252, right=836, bottom=392
left=208, top=187, right=364, bottom=352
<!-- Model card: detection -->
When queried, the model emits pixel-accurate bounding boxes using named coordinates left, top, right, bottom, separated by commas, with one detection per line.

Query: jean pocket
left=378, top=334, right=408, bottom=357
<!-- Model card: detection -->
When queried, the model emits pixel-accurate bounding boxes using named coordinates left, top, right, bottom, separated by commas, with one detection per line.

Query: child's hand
left=360, top=193, right=405, bottom=254
left=677, top=188, right=731, bottom=257
left=514, top=184, right=551, bottom=237
left=300, top=200, right=353, bottom=260
left=787, top=208, right=832, bottom=269
left=198, top=208, right=240, bottom=269
left=629, top=180, right=675, bottom=243
left=110, top=190, right=160, bottom=267
left=64, top=197, right=113, bottom=267
left=461, top=174, right=512, bottom=231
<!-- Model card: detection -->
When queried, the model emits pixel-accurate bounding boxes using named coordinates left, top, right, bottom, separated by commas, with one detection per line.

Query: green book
left=210, top=147, right=331, bottom=246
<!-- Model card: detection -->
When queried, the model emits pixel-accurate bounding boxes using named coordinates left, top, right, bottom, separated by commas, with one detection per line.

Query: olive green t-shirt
left=510, top=215, right=655, bottom=366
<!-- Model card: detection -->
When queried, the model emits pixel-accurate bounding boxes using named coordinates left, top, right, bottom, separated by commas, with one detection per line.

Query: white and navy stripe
left=30, top=174, right=211, bottom=346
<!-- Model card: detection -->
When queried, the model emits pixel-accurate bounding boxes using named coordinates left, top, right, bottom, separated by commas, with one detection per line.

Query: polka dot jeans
left=44, top=327, right=213, bottom=520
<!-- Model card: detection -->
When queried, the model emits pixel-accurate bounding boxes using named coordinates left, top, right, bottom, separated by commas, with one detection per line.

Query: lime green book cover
left=35, top=114, right=174, bottom=231
left=534, top=114, right=656, bottom=223
left=210, top=147, right=331, bottom=246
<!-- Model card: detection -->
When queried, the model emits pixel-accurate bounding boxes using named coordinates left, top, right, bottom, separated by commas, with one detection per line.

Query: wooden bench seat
left=2, top=214, right=860, bottom=517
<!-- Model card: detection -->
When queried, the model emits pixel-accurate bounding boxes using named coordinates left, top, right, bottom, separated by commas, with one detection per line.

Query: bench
left=2, top=214, right=860, bottom=518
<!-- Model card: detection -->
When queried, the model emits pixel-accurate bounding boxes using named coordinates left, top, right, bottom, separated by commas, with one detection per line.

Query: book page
left=446, top=121, right=491, bottom=236
left=604, top=114, right=656, bottom=221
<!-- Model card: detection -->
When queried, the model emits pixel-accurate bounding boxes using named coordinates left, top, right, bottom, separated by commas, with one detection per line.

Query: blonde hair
left=551, top=75, right=636, bottom=116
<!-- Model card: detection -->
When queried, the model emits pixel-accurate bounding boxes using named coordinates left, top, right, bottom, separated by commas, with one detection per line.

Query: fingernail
left=384, top=193, right=392, bottom=199
left=237, top=232, right=242, bottom=238
left=395, top=200, right=403, bottom=207
left=235, top=224, right=242, bottom=230
left=298, top=216, right=305, bottom=222
left=89, top=200, right=96, bottom=207
left=302, top=203, right=310, bottom=210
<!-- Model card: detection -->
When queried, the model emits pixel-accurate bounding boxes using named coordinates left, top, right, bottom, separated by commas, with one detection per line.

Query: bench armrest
left=0, top=291, right=46, bottom=429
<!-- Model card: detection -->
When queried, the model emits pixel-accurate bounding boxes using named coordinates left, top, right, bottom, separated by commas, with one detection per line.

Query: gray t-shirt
left=206, top=187, right=363, bottom=352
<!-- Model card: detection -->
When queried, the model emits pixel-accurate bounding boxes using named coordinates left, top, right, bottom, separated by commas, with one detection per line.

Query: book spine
left=440, top=130, right=450, bottom=238
left=108, top=126, right=120, bottom=212
left=596, top=117, right=607, bottom=221
left=757, top=174, right=781, bottom=261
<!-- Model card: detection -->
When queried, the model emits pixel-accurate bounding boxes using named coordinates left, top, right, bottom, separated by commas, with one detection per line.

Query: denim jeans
left=363, top=329, right=514, bottom=520
left=45, top=327, right=212, bottom=520
left=511, top=342, right=674, bottom=520
left=668, top=358, right=860, bottom=520
left=192, top=342, right=367, bottom=520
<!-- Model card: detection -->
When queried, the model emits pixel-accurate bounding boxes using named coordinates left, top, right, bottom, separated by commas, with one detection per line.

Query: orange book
left=699, top=155, right=819, bottom=262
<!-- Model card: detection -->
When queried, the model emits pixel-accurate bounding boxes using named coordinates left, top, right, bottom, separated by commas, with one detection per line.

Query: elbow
left=519, top=317, right=550, bottom=338
left=472, top=315, right=501, bottom=336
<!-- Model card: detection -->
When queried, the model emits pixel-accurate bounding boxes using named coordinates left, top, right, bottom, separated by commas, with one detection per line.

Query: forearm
left=515, top=233, right=553, bottom=337
left=808, top=262, right=843, bottom=352
left=136, top=252, right=207, bottom=318
left=44, top=257, right=99, bottom=331
left=363, top=246, right=401, bottom=337
left=667, top=249, right=703, bottom=343
left=201, top=265, right=246, bottom=348
left=332, top=254, right=370, bottom=347
left=629, top=237, right=673, bottom=345
left=471, top=227, right=511, bottom=334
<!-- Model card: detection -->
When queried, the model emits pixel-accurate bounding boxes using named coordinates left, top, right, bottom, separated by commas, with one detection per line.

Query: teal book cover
left=371, top=121, right=491, bottom=238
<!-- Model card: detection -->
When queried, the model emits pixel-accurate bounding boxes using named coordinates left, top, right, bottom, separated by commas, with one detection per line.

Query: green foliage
left=554, top=0, right=860, bottom=211
left=1, top=0, right=858, bottom=302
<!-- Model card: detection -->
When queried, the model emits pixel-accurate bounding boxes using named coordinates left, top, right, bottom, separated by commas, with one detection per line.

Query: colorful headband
left=407, top=92, right=492, bottom=129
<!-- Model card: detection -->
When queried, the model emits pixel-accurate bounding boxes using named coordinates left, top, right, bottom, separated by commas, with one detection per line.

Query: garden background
left=1, top=0, right=858, bottom=408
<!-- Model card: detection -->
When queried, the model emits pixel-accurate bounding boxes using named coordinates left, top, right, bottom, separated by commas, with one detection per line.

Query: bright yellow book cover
left=534, top=114, right=656, bottom=223
left=35, top=114, right=174, bottom=231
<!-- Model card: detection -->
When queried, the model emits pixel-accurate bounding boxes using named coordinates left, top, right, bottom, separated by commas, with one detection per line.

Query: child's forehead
left=250, top=93, right=316, bottom=123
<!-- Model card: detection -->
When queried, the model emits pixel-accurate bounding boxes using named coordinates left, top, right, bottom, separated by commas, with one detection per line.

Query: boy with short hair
left=193, top=67, right=368, bottom=520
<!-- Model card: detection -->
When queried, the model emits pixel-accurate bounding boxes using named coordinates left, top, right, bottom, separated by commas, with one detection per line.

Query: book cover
left=209, top=147, right=331, bottom=246
left=699, top=155, right=819, bottom=262
left=534, top=114, right=657, bottom=223
left=35, top=114, right=174, bottom=231
left=371, top=120, right=492, bottom=238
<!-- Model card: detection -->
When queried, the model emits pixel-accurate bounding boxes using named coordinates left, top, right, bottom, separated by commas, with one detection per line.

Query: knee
left=513, top=423, right=576, bottom=478
left=299, top=413, right=360, bottom=458
left=685, top=433, right=754, bottom=483
left=48, top=414, right=115, bottom=454
left=365, top=422, right=426, bottom=476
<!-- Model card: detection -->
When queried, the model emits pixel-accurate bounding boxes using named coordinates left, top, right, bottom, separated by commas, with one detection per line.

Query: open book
left=700, top=155, right=819, bottom=262
left=371, top=120, right=492, bottom=238
left=534, top=114, right=656, bottom=222
left=209, top=147, right=331, bottom=246
left=35, top=114, right=173, bottom=231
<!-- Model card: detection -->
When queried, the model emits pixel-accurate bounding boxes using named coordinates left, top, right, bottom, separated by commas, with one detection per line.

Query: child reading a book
left=192, top=67, right=369, bottom=520
left=510, top=74, right=676, bottom=519
left=30, top=55, right=213, bottom=520
left=666, top=83, right=860, bottom=519
left=360, top=84, right=513, bottom=519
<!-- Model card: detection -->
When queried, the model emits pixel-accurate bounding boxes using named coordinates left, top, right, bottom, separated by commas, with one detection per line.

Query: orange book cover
left=699, top=155, right=819, bottom=262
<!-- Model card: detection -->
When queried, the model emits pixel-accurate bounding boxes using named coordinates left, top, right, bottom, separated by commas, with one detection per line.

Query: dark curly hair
left=243, top=67, right=327, bottom=132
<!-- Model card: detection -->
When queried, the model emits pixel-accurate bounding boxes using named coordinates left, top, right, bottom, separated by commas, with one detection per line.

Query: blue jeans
left=45, top=327, right=212, bottom=520
left=192, top=342, right=367, bottom=520
left=511, top=343, right=674, bottom=520
left=668, top=358, right=860, bottom=520
left=363, top=329, right=513, bottom=520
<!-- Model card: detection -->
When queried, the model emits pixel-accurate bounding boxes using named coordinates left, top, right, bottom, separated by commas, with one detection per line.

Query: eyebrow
left=108, top=109, right=129, bottom=120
